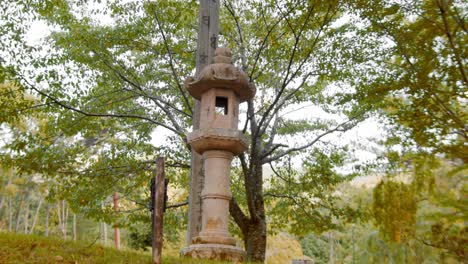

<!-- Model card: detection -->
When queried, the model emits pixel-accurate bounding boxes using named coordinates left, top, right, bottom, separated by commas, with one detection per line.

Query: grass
left=0, top=232, right=241, bottom=264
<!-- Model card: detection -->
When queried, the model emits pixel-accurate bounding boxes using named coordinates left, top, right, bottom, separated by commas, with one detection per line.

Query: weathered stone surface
left=193, top=233, right=237, bottom=246
left=188, top=128, right=248, bottom=155
left=181, top=244, right=245, bottom=263
left=184, top=48, right=255, bottom=102
left=183, top=47, right=249, bottom=262
left=199, top=88, right=239, bottom=130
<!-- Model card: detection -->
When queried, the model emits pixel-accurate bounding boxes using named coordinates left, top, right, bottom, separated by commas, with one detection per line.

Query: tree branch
left=255, top=3, right=318, bottom=139
left=166, top=201, right=189, bottom=209
left=239, top=153, right=256, bottom=218
left=249, top=2, right=301, bottom=80
left=436, top=0, right=467, bottom=85
left=262, top=119, right=356, bottom=163
left=229, top=198, right=248, bottom=233
left=94, top=51, right=188, bottom=135
left=20, top=76, right=184, bottom=137
left=151, top=3, right=192, bottom=113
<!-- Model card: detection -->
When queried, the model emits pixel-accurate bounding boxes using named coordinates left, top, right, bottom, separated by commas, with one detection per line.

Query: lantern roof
left=184, top=47, right=256, bottom=102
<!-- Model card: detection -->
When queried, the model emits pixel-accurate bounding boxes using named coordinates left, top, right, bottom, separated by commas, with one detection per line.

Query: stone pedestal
left=181, top=244, right=245, bottom=262
left=196, top=150, right=234, bottom=245
left=182, top=151, right=245, bottom=261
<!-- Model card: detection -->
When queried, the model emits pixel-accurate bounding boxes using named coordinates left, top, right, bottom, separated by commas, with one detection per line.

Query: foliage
left=301, top=232, right=329, bottom=264
left=343, top=1, right=467, bottom=260
left=300, top=190, right=455, bottom=264
left=369, top=161, right=466, bottom=261
left=416, top=161, right=468, bottom=261
left=0, top=78, right=35, bottom=125
left=263, top=147, right=360, bottom=235
left=127, top=220, right=152, bottom=251
left=346, top=0, right=467, bottom=162
left=372, top=180, right=417, bottom=243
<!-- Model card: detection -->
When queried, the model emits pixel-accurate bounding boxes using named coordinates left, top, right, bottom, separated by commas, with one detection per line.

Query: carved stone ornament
left=184, top=47, right=256, bottom=102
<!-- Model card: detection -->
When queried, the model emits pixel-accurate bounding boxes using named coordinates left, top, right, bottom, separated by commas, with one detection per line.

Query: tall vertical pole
left=152, top=157, right=165, bottom=264
left=187, top=0, right=220, bottom=245
left=113, top=192, right=121, bottom=249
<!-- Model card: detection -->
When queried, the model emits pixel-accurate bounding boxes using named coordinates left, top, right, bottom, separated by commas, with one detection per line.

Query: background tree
left=346, top=0, right=466, bottom=161
left=1, top=0, right=377, bottom=261
left=373, top=180, right=417, bottom=244
left=346, top=0, right=466, bottom=260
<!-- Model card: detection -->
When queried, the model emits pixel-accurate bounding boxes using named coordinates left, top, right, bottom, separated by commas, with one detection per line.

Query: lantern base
left=181, top=244, right=245, bottom=262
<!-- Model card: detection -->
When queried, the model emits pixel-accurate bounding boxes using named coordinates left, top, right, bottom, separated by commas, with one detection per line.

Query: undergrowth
left=0, top=232, right=241, bottom=264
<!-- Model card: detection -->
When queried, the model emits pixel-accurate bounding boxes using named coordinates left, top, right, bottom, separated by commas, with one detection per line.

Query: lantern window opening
left=215, top=96, right=228, bottom=115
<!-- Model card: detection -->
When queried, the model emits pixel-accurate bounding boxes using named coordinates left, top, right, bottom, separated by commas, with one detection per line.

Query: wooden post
left=113, top=192, right=121, bottom=249
left=187, top=0, right=220, bottom=246
left=152, top=157, right=165, bottom=264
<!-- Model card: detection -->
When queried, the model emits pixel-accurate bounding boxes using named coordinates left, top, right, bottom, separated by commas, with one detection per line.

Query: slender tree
left=29, top=198, right=42, bottom=234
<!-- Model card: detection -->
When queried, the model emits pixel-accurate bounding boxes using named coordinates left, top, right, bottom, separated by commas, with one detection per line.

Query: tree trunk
left=64, top=201, right=69, bottom=239
left=0, top=177, right=12, bottom=214
left=57, top=203, right=63, bottom=237
left=152, top=157, right=165, bottom=264
left=15, top=193, right=25, bottom=232
left=73, top=213, right=77, bottom=241
left=101, top=202, right=107, bottom=245
left=8, top=198, right=12, bottom=232
left=248, top=149, right=267, bottom=262
left=30, top=199, right=43, bottom=234
left=243, top=219, right=267, bottom=262
left=103, top=222, right=107, bottom=245
left=113, top=192, right=120, bottom=249
left=24, top=199, right=31, bottom=233
left=45, top=203, right=49, bottom=236
left=231, top=154, right=267, bottom=262
left=0, top=193, right=5, bottom=226
left=329, top=231, right=334, bottom=264
left=0, top=195, right=4, bottom=213
left=62, top=200, right=67, bottom=239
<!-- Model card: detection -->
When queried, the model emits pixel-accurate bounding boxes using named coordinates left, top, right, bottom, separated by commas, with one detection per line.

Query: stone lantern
left=181, top=47, right=255, bottom=262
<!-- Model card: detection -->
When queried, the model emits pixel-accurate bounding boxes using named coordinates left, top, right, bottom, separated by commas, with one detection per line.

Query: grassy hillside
left=0, top=232, right=234, bottom=264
